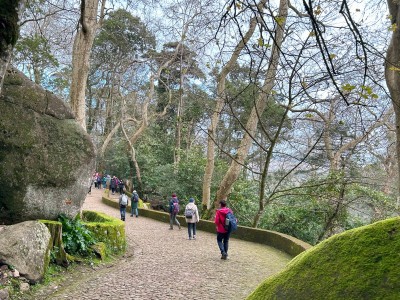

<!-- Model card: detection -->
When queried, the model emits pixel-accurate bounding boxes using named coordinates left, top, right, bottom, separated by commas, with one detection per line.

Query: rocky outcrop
left=0, top=221, right=51, bottom=283
left=0, top=68, right=95, bottom=224
left=247, top=217, right=400, bottom=300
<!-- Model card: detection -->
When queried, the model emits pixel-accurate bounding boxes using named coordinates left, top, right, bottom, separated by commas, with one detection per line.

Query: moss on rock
left=247, top=217, right=400, bottom=300
left=90, top=242, right=107, bottom=260
left=0, top=68, right=95, bottom=224
left=82, top=211, right=126, bottom=255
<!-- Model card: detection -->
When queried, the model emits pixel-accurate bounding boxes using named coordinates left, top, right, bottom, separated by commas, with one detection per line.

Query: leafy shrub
left=58, top=214, right=96, bottom=256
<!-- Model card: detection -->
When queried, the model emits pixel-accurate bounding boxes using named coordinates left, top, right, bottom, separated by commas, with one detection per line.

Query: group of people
left=90, top=173, right=125, bottom=195
left=117, top=190, right=234, bottom=259
left=118, top=189, right=140, bottom=221
left=168, top=193, right=234, bottom=260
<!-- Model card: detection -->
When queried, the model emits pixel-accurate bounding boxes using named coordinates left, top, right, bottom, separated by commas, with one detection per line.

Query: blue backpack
left=224, top=212, right=238, bottom=233
left=131, top=192, right=139, bottom=202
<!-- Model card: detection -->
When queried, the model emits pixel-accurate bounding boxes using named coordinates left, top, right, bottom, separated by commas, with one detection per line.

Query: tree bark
left=0, top=0, right=22, bottom=95
left=121, top=121, right=143, bottom=192
left=0, top=44, right=12, bottom=95
left=174, top=46, right=185, bottom=171
left=70, top=0, right=106, bottom=131
left=41, top=221, right=69, bottom=267
left=385, top=0, right=400, bottom=197
left=214, top=0, right=288, bottom=208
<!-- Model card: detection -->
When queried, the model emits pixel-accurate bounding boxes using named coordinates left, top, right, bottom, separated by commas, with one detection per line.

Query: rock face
left=0, top=68, right=95, bottom=224
left=0, top=221, right=51, bottom=283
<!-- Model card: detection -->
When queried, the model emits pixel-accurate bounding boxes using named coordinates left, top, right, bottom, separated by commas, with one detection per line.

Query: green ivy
left=58, top=214, right=96, bottom=256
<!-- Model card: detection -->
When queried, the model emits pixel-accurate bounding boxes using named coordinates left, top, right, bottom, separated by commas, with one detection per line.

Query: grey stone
left=0, top=287, right=9, bottom=300
left=11, top=269, right=19, bottom=278
left=19, top=282, right=30, bottom=292
left=0, top=221, right=51, bottom=283
left=0, top=68, right=95, bottom=224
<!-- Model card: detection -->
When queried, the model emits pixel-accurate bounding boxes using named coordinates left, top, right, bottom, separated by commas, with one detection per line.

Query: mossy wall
left=82, top=210, right=126, bottom=254
left=247, top=217, right=400, bottom=300
left=102, top=192, right=310, bottom=257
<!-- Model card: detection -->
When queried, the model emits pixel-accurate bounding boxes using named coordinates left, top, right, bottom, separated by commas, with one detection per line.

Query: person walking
left=93, top=173, right=98, bottom=188
left=185, top=198, right=200, bottom=240
left=97, top=174, right=102, bottom=189
left=102, top=175, right=107, bottom=189
left=110, top=176, right=117, bottom=195
left=119, top=190, right=129, bottom=221
left=215, top=200, right=233, bottom=260
left=130, top=190, right=139, bottom=217
left=169, top=193, right=181, bottom=230
left=118, top=179, right=125, bottom=194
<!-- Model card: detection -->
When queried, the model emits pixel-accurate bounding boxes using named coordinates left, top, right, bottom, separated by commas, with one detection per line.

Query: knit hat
left=189, top=198, right=194, bottom=202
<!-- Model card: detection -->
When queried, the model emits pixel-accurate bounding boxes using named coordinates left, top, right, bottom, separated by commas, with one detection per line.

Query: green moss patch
left=247, top=217, right=400, bottom=300
left=90, top=242, right=107, bottom=260
left=82, top=210, right=126, bottom=255
left=40, top=220, right=69, bottom=267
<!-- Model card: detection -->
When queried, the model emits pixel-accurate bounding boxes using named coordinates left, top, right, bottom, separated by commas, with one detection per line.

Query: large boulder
left=247, top=217, right=400, bottom=300
left=0, top=68, right=95, bottom=224
left=0, top=221, right=51, bottom=283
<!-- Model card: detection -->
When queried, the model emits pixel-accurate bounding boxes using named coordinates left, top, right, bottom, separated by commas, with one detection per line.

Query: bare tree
left=213, top=0, right=288, bottom=210
left=202, top=0, right=268, bottom=211
left=70, top=0, right=106, bottom=130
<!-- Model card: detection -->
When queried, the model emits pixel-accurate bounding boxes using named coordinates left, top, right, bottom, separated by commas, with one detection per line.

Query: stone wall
left=102, top=193, right=311, bottom=257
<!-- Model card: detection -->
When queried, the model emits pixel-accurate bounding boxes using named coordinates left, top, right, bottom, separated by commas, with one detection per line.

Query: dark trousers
left=217, top=232, right=230, bottom=255
left=187, top=223, right=196, bottom=238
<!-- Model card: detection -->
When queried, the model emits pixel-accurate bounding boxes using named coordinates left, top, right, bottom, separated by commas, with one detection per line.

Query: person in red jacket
left=214, top=200, right=233, bottom=260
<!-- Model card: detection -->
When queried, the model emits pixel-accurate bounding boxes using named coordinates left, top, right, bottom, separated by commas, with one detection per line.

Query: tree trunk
left=41, top=220, right=69, bottom=267
left=214, top=0, right=288, bottom=209
left=201, top=0, right=267, bottom=212
left=385, top=1, right=400, bottom=197
left=121, top=121, right=143, bottom=192
left=0, top=44, right=12, bottom=95
left=0, top=0, right=22, bottom=95
left=382, top=127, right=397, bottom=194
left=70, top=0, right=105, bottom=131
left=174, top=62, right=184, bottom=171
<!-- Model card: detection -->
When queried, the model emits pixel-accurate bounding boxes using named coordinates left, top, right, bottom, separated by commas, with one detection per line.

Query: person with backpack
left=215, top=200, right=236, bottom=260
left=110, top=176, right=117, bottom=195
left=169, top=193, right=181, bottom=230
left=119, top=190, right=129, bottom=221
left=184, top=198, right=200, bottom=240
left=118, top=179, right=125, bottom=194
left=130, top=189, right=139, bottom=218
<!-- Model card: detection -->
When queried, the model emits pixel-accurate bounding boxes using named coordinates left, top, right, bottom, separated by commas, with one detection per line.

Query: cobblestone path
left=32, top=188, right=291, bottom=300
